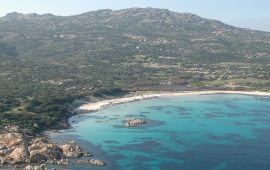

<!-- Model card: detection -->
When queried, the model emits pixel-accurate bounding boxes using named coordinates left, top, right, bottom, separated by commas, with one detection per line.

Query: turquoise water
left=55, top=94, right=270, bottom=170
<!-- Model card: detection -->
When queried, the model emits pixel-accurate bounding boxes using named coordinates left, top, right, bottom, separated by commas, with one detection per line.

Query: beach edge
left=77, top=90, right=270, bottom=113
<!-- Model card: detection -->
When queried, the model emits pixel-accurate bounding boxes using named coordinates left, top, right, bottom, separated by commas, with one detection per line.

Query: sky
left=0, top=0, right=270, bottom=32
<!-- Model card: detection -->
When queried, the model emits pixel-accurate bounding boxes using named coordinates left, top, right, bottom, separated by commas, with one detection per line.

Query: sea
left=51, top=94, right=270, bottom=170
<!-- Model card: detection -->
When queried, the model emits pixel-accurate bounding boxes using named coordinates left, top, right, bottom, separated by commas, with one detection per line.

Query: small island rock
left=124, top=118, right=146, bottom=127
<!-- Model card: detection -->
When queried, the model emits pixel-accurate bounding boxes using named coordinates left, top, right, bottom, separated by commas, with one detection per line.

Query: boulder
left=41, top=146, right=62, bottom=160
left=47, top=158, right=69, bottom=165
left=28, top=137, right=63, bottom=161
left=78, top=159, right=105, bottom=166
left=8, top=138, right=23, bottom=147
left=23, top=164, right=46, bottom=170
left=28, top=138, right=49, bottom=151
left=0, top=131, right=24, bottom=148
left=0, top=146, right=10, bottom=156
left=23, top=165, right=35, bottom=170
left=37, top=164, right=46, bottom=170
left=60, top=141, right=92, bottom=158
left=7, top=145, right=29, bottom=163
left=29, top=152, right=47, bottom=163
left=124, top=118, right=146, bottom=127
left=83, top=151, right=92, bottom=157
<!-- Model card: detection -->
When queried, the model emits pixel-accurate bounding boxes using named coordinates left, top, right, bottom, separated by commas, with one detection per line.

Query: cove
left=52, top=94, right=270, bottom=170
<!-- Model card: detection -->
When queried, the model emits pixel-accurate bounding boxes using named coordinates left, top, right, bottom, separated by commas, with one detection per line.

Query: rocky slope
left=0, top=126, right=105, bottom=169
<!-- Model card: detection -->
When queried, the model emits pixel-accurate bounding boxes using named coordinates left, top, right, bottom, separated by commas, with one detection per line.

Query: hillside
left=0, top=8, right=270, bottom=131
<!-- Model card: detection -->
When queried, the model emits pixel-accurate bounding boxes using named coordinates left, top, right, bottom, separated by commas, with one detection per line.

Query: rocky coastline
left=1, top=90, right=270, bottom=169
left=0, top=126, right=105, bottom=169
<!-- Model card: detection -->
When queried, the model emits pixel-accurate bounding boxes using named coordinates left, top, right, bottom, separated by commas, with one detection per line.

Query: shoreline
left=77, top=90, right=270, bottom=112
left=36, top=90, right=269, bottom=169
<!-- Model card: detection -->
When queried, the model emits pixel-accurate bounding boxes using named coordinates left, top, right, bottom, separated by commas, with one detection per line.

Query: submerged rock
left=60, top=141, right=92, bottom=158
left=124, top=118, right=146, bottom=127
left=23, top=165, right=33, bottom=170
left=23, top=164, right=46, bottom=170
left=47, top=158, right=69, bottom=165
left=78, top=159, right=105, bottom=166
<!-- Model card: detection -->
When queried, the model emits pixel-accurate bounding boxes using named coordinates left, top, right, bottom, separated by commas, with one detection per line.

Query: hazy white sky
left=0, top=0, right=270, bottom=32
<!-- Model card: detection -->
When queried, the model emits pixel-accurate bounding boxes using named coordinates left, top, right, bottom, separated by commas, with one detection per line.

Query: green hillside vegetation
left=0, top=8, right=270, bottom=132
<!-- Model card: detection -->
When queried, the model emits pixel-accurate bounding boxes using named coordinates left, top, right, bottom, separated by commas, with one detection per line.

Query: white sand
left=78, top=91, right=270, bottom=112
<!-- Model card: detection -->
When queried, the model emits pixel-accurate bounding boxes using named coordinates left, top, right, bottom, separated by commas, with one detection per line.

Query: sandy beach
left=77, top=90, right=270, bottom=112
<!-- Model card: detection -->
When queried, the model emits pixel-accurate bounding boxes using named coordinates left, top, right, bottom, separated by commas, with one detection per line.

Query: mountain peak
left=4, top=12, right=55, bottom=21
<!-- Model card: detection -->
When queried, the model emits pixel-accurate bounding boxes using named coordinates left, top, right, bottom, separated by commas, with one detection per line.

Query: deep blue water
left=53, top=94, right=270, bottom=170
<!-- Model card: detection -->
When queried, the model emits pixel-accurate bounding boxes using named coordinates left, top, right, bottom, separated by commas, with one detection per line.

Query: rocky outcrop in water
left=47, top=158, right=70, bottom=165
left=28, top=137, right=62, bottom=163
left=23, top=164, right=46, bottom=170
left=124, top=118, right=146, bottom=127
left=60, top=140, right=92, bottom=158
left=78, top=159, right=105, bottom=166
left=0, top=126, right=104, bottom=169
left=0, top=126, right=30, bottom=166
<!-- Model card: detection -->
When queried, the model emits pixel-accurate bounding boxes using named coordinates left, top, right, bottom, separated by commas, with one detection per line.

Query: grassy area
left=209, top=78, right=270, bottom=85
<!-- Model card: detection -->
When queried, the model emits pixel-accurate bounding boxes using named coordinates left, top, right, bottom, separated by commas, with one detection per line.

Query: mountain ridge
left=1, top=8, right=269, bottom=33
left=0, top=7, right=270, bottom=132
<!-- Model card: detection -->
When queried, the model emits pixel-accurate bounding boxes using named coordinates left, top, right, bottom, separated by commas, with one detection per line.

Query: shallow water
left=53, top=94, right=270, bottom=170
